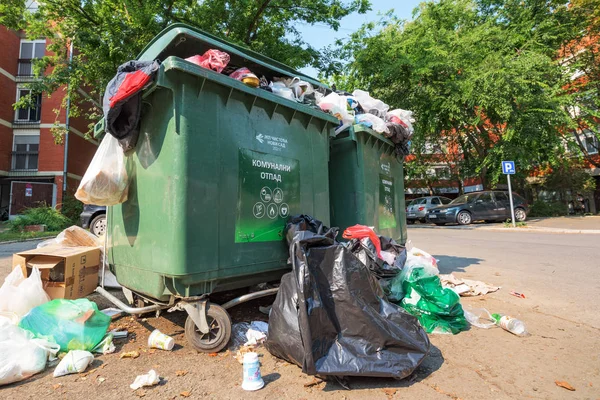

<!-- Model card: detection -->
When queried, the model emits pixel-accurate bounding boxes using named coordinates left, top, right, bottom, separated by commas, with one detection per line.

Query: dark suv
left=80, top=204, right=106, bottom=236
left=426, top=191, right=528, bottom=226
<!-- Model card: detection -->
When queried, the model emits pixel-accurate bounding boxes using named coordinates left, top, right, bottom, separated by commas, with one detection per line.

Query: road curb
left=0, top=237, right=55, bottom=245
left=408, top=225, right=600, bottom=234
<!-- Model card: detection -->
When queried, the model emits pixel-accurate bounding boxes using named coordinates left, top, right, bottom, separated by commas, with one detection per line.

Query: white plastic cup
left=241, top=352, right=264, bottom=391
left=147, top=329, right=175, bottom=350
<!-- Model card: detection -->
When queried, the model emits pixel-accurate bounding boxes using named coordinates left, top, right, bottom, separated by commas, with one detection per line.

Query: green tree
left=334, top=0, right=591, bottom=189
left=1, top=0, right=370, bottom=139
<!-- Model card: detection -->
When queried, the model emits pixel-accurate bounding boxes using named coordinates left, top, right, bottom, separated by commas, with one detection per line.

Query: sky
left=297, top=0, right=423, bottom=77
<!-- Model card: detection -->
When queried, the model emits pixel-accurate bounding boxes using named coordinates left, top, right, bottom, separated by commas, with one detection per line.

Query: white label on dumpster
left=256, top=133, right=288, bottom=152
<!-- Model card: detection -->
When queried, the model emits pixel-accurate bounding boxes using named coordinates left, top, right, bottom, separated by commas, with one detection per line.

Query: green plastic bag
left=19, top=299, right=111, bottom=351
left=390, top=266, right=468, bottom=334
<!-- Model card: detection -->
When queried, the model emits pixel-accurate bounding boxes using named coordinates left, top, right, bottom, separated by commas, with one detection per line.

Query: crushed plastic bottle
left=491, top=313, right=529, bottom=337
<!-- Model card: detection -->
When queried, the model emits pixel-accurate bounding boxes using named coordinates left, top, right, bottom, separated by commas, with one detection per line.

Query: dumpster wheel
left=185, top=303, right=232, bottom=353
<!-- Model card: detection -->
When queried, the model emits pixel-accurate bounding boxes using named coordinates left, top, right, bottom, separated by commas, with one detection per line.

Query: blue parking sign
left=502, top=161, right=515, bottom=175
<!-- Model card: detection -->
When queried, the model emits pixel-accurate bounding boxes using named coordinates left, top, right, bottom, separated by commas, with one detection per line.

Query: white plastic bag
left=355, top=113, right=389, bottom=134
left=0, top=319, right=59, bottom=386
left=53, top=350, right=94, bottom=377
left=352, top=90, right=389, bottom=117
left=404, top=247, right=439, bottom=274
left=0, top=266, right=50, bottom=319
left=75, top=134, right=129, bottom=206
left=387, top=108, right=415, bottom=133
left=130, top=369, right=160, bottom=390
left=317, top=92, right=354, bottom=134
left=269, top=82, right=296, bottom=101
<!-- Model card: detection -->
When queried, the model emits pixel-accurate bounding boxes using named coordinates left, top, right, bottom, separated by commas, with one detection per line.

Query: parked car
left=80, top=204, right=106, bottom=236
left=406, top=196, right=453, bottom=223
left=426, top=191, right=528, bottom=226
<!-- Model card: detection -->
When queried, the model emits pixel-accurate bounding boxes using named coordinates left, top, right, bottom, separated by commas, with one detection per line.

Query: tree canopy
left=333, top=0, right=596, bottom=189
left=0, top=0, right=370, bottom=138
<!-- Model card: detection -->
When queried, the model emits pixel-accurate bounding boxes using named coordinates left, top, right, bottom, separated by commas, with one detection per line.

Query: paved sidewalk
left=409, top=215, right=600, bottom=234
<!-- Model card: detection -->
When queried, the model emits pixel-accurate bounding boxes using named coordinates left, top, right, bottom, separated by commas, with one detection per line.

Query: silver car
left=406, top=196, right=453, bottom=223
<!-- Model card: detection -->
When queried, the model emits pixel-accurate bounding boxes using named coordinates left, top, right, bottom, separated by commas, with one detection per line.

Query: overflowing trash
left=147, top=329, right=175, bottom=351
left=130, top=369, right=160, bottom=390
left=230, top=321, right=269, bottom=350
left=75, top=134, right=129, bottom=206
left=0, top=319, right=59, bottom=386
left=53, top=350, right=94, bottom=377
left=186, top=49, right=230, bottom=73
left=440, top=273, right=500, bottom=297
left=241, top=352, right=264, bottom=391
left=19, top=299, right=111, bottom=352
left=492, top=314, right=529, bottom=336
left=389, top=265, right=469, bottom=335
left=266, top=215, right=430, bottom=379
left=0, top=266, right=50, bottom=319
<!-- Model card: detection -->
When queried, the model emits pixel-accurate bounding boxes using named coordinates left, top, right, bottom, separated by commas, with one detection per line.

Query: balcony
left=12, top=119, right=41, bottom=129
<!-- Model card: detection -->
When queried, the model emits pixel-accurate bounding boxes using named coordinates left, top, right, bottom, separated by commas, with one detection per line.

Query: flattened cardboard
left=13, top=246, right=100, bottom=300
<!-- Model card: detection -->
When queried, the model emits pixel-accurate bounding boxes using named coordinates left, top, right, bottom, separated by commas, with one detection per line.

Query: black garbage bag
left=103, top=60, right=161, bottom=152
left=266, top=218, right=430, bottom=379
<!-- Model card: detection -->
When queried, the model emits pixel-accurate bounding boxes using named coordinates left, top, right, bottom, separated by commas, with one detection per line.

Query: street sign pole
left=507, top=174, right=516, bottom=227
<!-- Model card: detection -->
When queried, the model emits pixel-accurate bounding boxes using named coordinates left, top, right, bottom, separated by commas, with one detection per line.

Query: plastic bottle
left=491, top=313, right=529, bottom=336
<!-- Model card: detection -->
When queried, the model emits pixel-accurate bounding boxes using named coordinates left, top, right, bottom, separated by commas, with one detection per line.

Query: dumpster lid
left=138, top=23, right=327, bottom=90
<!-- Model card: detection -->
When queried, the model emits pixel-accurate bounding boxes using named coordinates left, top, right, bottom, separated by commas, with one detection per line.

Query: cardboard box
left=13, top=246, right=101, bottom=300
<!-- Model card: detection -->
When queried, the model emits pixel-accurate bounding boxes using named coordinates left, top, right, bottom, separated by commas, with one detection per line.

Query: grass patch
left=0, top=230, right=59, bottom=243
left=503, top=220, right=528, bottom=228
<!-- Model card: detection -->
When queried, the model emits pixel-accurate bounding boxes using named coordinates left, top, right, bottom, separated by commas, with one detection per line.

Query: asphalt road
left=0, top=230, right=598, bottom=398
left=407, top=227, right=600, bottom=329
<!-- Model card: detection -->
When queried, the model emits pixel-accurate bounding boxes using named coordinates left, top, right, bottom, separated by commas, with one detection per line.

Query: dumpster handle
left=220, top=288, right=279, bottom=310
left=95, top=286, right=169, bottom=314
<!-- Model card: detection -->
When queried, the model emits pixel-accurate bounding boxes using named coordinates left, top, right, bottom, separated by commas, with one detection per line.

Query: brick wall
left=67, top=132, right=97, bottom=177
left=38, top=128, right=65, bottom=172
left=0, top=26, right=20, bottom=76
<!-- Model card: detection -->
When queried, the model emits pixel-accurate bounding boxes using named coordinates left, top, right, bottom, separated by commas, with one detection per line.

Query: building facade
left=0, top=26, right=98, bottom=219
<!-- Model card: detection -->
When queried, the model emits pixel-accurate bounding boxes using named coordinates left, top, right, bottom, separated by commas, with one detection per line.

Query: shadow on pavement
left=434, top=255, right=483, bottom=274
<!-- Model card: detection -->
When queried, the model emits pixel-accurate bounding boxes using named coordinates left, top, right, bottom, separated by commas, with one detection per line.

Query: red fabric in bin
left=109, top=70, right=152, bottom=108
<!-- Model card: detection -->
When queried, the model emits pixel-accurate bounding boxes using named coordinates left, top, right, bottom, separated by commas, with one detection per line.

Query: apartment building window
left=18, top=40, right=45, bottom=77
left=583, top=133, right=598, bottom=155
left=12, top=135, right=40, bottom=171
left=15, top=88, right=42, bottom=122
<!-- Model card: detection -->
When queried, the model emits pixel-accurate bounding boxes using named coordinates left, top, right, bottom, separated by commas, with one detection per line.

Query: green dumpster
left=104, top=25, right=337, bottom=344
left=329, top=125, right=408, bottom=244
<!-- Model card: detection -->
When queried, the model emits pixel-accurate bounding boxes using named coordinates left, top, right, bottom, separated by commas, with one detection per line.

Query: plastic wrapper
left=0, top=266, right=50, bottom=319
left=0, top=319, right=59, bottom=386
left=266, top=215, right=430, bottom=379
left=229, top=67, right=259, bottom=87
left=405, top=247, right=439, bottom=274
left=342, top=224, right=381, bottom=258
left=75, top=134, right=129, bottom=206
left=355, top=113, right=390, bottom=134
left=53, top=350, right=94, bottom=377
left=19, top=299, right=111, bottom=352
left=269, top=81, right=296, bottom=101
left=463, top=306, right=496, bottom=329
left=130, top=369, right=160, bottom=390
left=185, top=49, right=230, bottom=73
left=390, top=265, right=469, bottom=335
left=352, top=90, right=389, bottom=118
left=230, top=321, right=269, bottom=350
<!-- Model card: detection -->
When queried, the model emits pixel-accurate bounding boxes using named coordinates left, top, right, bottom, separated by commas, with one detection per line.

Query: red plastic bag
left=185, top=49, right=230, bottom=73
left=342, top=225, right=382, bottom=258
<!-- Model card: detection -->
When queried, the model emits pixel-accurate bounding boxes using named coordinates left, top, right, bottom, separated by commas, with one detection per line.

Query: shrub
left=8, top=205, right=71, bottom=232
left=528, top=200, right=568, bottom=217
left=60, top=195, right=84, bottom=225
